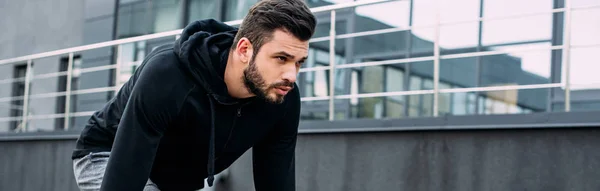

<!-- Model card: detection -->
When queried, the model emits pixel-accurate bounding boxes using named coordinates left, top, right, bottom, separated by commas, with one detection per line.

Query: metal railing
left=0, top=0, right=598, bottom=132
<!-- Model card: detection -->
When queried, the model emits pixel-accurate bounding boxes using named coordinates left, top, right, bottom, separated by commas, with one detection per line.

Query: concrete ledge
left=298, top=110, right=600, bottom=133
left=2, top=111, right=600, bottom=141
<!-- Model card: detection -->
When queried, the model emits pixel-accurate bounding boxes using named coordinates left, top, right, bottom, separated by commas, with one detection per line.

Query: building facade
left=1, top=0, right=599, bottom=132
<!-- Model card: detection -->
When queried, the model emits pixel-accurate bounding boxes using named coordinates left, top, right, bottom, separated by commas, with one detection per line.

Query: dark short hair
left=231, top=0, right=317, bottom=53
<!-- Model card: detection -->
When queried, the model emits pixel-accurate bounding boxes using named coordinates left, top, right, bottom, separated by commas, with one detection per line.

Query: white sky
left=324, top=0, right=600, bottom=90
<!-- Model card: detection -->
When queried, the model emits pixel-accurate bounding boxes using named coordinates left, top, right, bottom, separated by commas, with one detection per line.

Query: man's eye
left=277, top=56, right=287, bottom=62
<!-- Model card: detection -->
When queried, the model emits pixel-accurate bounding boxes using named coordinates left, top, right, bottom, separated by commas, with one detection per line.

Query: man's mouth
left=274, top=86, right=292, bottom=95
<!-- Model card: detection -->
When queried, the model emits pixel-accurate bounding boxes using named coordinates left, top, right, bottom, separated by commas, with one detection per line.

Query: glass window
left=386, top=67, right=404, bottom=99
left=440, top=42, right=553, bottom=90
left=411, top=0, right=436, bottom=57
left=570, top=47, right=600, bottom=88
left=467, top=92, right=477, bottom=114
left=300, top=100, right=329, bottom=120
left=439, top=0, right=480, bottom=50
left=360, top=66, right=384, bottom=94
left=8, top=64, right=28, bottom=131
left=117, top=0, right=184, bottom=38
left=224, top=0, right=260, bottom=21
left=482, top=0, right=553, bottom=46
left=187, top=0, right=221, bottom=23
left=451, top=92, right=467, bottom=115
left=570, top=7, right=600, bottom=48
left=408, top=76, right=422, bottom=117
left=572, top=0, right=600, bottom=7
left=385, top=98, right=405, bottom=119
left=153, top=0, right=183, bottom=32
left=438, top=83, right=451, bottom=115
left=353, top=1, right=411, bottom=33
left=567, top=2, right=600, bottom=112
left=305, top=0, right=353, bottom=8
left=358, top=97, right=384, bottom=119
left=350, top=70, right=359, bottom=105
left=314, top=69, right=328, bottom=97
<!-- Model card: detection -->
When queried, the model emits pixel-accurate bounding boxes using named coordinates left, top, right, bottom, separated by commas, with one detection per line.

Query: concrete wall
left=0, top=139, right=79, bottom=191
left=221, top=128, right=600, bottom=191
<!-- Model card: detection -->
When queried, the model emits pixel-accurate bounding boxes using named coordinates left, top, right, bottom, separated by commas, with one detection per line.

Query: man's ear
left=236, top=37, right=253, bottom=65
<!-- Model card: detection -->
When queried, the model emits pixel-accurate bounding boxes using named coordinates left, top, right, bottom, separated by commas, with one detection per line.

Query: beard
left=243, top=57, right=294, bottom=104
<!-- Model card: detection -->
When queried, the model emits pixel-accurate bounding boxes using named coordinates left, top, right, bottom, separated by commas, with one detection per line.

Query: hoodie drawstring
left=207, top=95, right=216, bottom=187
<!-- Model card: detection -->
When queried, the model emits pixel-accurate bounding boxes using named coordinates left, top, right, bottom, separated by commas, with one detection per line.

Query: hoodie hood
left=174, top=19, right=239, bottom=104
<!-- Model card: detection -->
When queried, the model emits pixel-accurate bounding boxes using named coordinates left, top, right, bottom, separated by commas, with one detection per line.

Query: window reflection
left=109, top=0, right=600, bottom=119
left=187, top=0, right=221, bottom=22
left=117, top=0, right=183, bottom=38
left=571, top=8, right=600, bottom=46
left=224, top=0, right=259, bottom=21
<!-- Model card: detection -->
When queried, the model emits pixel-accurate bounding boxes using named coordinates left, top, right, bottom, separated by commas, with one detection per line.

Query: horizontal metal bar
left=71, top=111, right=96, bottom=117
left=335, top=90, right=435, bottom=99
left=570, top=83, right=600, bottom=90
left=310, top=0, right=398, bottom=13
left=70, top=86, right=119, bottom=95
left=0, top=133, right=81, bottom=141
left=440, top=45, right=563, bottom=60
left=438, top=8, right=566, bottom=26
left=572, top=4, right=600, bottom=10
left=0, top=64, right=117, bottom=85
left=309, top=36, right=330, bottom=43
left=0, top=111, right=96, bottom=122
left=571, top=43, right=600, bottom=49
left=0, top=86, right=119, bottom=103
left=336, top=27, right=411, bottom=39
left=80, top=65, right=118, bottom=74
left=0, top=95, right=24, bottom=103
left=0, top=77, right=25, bottom=85
left=0, top=116, right=22, bottom=122
left=29, top=91, right=67, bottom=99
left=438, top=83, right=562, bottom=94
left=298, top=121, right=600, bottom=134
left=336, top=56, right=435, bottom=69
left=28, top=113, right=66, bottom=120
left=300, top=96, right=330, bottom=102
left=299, top=66, right=330, bottom=73
left=0, top=103, right=24, bottom=111
left=28, top=71, right=68, bottom=81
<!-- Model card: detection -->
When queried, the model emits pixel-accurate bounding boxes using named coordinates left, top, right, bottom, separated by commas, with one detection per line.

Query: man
left=71, top=0, right=316, bottom=190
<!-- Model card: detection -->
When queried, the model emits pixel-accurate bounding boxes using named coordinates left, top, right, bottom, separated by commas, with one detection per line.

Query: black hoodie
left=72, top=19, right=300, bottom=191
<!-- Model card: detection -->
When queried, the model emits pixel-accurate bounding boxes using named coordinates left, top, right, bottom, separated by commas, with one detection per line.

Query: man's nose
left=281, top=65, right=298, bottom=83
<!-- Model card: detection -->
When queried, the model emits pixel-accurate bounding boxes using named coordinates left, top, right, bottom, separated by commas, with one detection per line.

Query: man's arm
left=100, top=55, right=181, bottom=191
left=252, top=89, right=301, bottom=191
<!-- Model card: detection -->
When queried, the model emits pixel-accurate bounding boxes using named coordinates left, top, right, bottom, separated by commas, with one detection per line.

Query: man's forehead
left=271, top=30, right=308, bottom=46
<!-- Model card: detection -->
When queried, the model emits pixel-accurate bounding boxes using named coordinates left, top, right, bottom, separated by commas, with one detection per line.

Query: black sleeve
left=252, top=88, right=301, bottom=191
left=100, top=56, right=181, bottom=191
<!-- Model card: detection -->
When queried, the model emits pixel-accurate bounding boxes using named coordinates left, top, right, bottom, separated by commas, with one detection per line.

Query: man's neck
left=224, top=51, right=253, bottom=99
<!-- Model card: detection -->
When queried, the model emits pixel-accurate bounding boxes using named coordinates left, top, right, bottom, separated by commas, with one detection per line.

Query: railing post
left=64, top=53, right=74, bottom=130
left=563, top=0, right=572, bottom=112
left=20, top=59, right=33, bottom=132
left=432, top=0, right=441, bottom=117
left=328, top=10, right=337, bottom=121
left=114, top=44, right=122, bottom=94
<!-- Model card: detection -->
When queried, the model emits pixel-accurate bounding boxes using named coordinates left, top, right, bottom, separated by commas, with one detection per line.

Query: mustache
left=269, top=81, right=294, bottom=89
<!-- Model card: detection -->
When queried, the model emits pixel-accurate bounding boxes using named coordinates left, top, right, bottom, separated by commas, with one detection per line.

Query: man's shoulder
left=130, top=44, right=195, bottom=102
